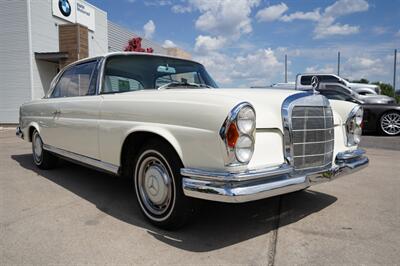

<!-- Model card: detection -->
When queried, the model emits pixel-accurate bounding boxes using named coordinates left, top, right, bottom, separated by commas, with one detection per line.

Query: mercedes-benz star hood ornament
left=311, top=76, right=320, bottom=94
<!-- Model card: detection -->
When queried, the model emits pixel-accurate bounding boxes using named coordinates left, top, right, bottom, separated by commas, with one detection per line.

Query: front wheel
left=32, top=130, right=58, bottom=169
left=133, top=140, right=192, bottom=229
left=380, top=112, right=400, bottom=136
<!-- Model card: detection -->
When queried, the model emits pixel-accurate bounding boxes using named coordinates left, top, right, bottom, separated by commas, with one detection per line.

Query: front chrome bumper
left=181, top=149, right=368, bottom=203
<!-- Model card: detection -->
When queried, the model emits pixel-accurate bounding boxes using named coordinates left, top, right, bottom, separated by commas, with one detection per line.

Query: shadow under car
left=12, top=153, right=337, bottom=252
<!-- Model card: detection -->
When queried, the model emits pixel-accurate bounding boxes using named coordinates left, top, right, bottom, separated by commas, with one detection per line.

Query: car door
left=52, top=60, right=102, bottom=160
left=33, top=98, right=60, bottom=147
left=40, top=67, right=75, bottom=147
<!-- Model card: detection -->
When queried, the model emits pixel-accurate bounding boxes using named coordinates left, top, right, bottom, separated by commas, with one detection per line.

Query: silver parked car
left=295, top=74, right=381, bottom=95
left=317, top=83, right=396, bottom=104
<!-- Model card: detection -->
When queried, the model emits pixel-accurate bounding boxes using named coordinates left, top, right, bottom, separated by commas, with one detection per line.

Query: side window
left=300, top=76, right=312, bottom=85
left=319, top=91, right=342, bottom=100
left=51, top=68, right=75, bottom=98
left=320, top=90, right=354, bottom=102
left=87, top=63, right=99, bottom=95
left=320, top=75, right=339, bottom=83
left=50, top=61, right=97, bottom=98
left=71, top=61, right=98, bottom=96
left=301, top=75, right=339, bottom=85
left=103, top=75, right=144, bottom=93
left=326, top=85, right=348, bottom=95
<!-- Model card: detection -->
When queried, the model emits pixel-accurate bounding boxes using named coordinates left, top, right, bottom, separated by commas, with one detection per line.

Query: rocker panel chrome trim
left=43, top=144, right=119, bottom=174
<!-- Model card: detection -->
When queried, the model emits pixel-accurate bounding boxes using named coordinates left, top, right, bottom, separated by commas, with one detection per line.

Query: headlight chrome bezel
left=346, top=105, right=363, bottom=146
left=220, top=102, right=256, bottom=166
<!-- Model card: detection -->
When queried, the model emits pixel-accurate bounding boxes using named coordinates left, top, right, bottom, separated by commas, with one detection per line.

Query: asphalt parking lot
left=1, top=127, right=399, bottom=265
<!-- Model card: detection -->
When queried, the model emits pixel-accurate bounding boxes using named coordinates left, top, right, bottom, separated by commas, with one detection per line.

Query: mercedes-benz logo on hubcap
left=58, top=0, right=72, bottom=17
left=148, top=176, right=159, bottom=196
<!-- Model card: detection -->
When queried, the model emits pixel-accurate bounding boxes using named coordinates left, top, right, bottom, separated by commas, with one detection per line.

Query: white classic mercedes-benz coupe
left=17, top=52, right=368, bottom=229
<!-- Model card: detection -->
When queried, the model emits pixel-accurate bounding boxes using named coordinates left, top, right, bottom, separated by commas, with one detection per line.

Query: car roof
left=299, top=73, right=338, bottom=76
left=70, top=52, right=199, bottom=66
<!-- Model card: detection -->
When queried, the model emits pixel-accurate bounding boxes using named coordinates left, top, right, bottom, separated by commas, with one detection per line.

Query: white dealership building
left=0, top=0, right=188, bottom=123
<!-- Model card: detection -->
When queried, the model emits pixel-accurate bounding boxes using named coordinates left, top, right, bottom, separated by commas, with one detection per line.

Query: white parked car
left=295, top=74, right=381, bottom=95
left=17, top=53, right=369, bottom=229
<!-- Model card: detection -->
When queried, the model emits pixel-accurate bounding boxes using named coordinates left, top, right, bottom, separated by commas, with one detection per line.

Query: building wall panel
left=29, top=0, right=108, bottom=100
left=88, top=7, right=108, bottom=57
left=0, top=0, right=31, bottom=123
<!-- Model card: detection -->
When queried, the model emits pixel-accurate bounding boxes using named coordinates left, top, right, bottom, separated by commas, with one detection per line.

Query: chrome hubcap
left=381, top=113, right=400, bottom=135
left=138, top=156, right=172, bottom=216
left=33, top=133, right=43, bottom=160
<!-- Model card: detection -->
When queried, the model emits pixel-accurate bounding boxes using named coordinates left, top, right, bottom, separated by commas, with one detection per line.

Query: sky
left=88, top=0, right=400, bottom=88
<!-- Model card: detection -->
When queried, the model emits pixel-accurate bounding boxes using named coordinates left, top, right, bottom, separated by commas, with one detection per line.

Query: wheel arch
left=119, top=128, right=184, bottom=177
left=27, top=122, right=40, bottom=142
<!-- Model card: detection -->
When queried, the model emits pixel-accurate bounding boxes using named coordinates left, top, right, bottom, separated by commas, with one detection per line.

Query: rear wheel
left=32, top=130, right=58, bottom=169
left=133, top=139, right=192, bottom=229
left=380, top=112, right=400, bottom=136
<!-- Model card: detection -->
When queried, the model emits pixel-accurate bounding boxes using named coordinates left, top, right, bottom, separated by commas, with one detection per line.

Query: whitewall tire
left=31, top=130, right=58, bottom=169
left=133, top=139, right=192, bottom=229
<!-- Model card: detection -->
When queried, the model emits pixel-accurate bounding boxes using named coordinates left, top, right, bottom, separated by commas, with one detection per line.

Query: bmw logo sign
left=58, top=0, right=72, bottom=17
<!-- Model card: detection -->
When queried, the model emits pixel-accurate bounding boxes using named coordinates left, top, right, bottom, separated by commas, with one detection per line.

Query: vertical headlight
left=237, top=106, right=256, bottom=134
left=220, top=102, right=256, bottom=165
left=346, top=105, right=363, bottom=146
left=235, top=135, right=254, bottom=163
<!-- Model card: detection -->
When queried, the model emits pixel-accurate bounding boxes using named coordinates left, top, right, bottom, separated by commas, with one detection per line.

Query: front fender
left=99, top=121, right=225, bottom=170
left=22, top=121, right=40, bottom=142
left=329, top=100, right=358, bottom=125
left=121, top=125, right=184, bottom=162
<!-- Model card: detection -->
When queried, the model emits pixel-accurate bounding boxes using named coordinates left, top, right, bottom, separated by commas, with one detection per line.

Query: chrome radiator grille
left=291, top=106, right=334, bottom=170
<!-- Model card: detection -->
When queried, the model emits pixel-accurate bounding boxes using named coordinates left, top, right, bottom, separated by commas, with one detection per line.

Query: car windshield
left=319, top=89, right=362, bottom=104
left=102, top=54, right=218, bottom=93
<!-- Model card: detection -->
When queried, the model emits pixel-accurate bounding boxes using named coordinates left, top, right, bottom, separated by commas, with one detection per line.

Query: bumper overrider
left=181, top=149, right=368, bottom=203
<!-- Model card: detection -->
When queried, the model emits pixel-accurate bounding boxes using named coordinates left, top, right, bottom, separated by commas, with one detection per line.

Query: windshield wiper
left=158, top=81, right=212, bottom=90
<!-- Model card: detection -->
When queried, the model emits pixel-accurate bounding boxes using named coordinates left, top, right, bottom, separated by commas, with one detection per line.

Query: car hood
left=348, top=83, right=379, bottom=89
left=114, top=88, right=305, bottom=130
left=348, top=83, right=381, bottom=94
left=113, top=88, right=350, bottom=131
left=361, top=95, right=396, bottom=104
left=169, top=88, right=303, bottom=130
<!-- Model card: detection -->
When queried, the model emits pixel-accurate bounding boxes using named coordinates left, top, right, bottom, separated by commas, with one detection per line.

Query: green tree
left=372, top=82, right=400, bottom=103
left=351, top=78, right=370, bottom=84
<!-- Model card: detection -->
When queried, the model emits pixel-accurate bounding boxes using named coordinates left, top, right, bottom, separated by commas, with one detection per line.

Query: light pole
left=394, top=49, right=397, bottom=94
left=285, top=54, right=288, bottom=83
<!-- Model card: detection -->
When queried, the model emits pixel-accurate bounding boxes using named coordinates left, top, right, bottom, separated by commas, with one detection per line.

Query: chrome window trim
left=281, top=92, right=332, bottom=168
left=97, top=56, right=107, bottom=95
left=43, top=144, right=119, bottom=174
left=46, top=57, right=103, bottom=98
